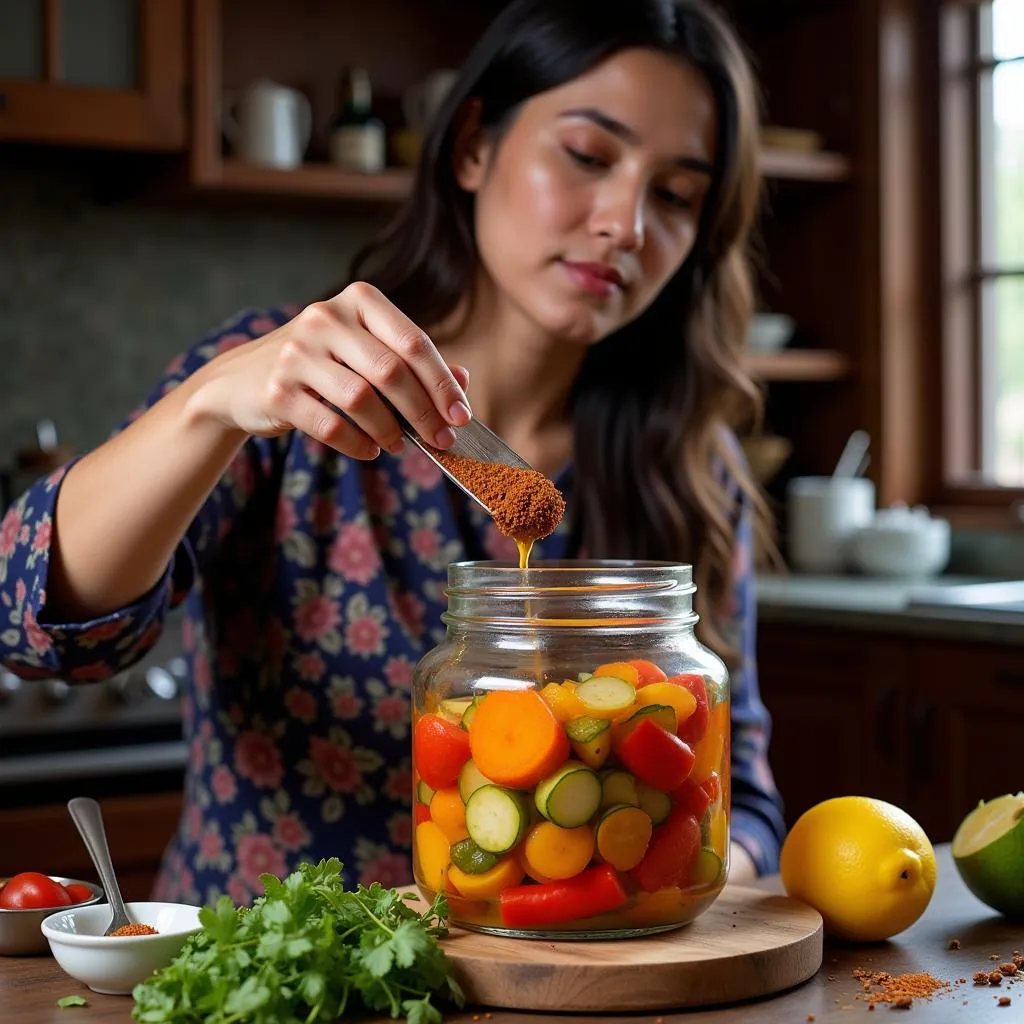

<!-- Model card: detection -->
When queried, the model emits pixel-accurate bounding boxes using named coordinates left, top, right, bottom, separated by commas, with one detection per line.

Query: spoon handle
left=67, top=796, right=132, bottom=932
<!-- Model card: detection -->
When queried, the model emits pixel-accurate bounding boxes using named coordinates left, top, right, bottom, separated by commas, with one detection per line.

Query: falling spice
left=999, top=996, right=1012, bottom=1006
left=431, top=449, right=565, bottom=566
left=1001, top=963, right=1019, bottom=976
left=990, top=971, right=1005, bottom=986
left=108, top=923, right=159, bottom=937
left=975, top=971, right=993, bottom=985
left=948, top=938, right=961, bottom=950
left=853, top=969, right=952, bottom=1006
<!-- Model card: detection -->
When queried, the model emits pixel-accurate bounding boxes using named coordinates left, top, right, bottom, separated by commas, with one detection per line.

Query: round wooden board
left=432, top=885, right=823, bottom=1013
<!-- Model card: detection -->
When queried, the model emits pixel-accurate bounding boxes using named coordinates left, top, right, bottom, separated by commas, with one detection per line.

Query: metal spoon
left=387, top=401, right=535, bottom=517
left=67, top=797, right=133, bottom=936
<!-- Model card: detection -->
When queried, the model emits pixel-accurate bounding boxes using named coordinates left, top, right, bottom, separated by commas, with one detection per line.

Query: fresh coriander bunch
left=132, top=858, right=464, bottom=1024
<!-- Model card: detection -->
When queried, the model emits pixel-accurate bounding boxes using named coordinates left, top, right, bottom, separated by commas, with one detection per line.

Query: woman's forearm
left=47, top=370, right=248, bottom=621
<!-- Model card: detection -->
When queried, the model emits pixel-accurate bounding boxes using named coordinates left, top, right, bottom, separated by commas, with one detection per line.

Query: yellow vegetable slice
left=575, top=676, right=637, bottom=718
left=449, top=856, right=525, bottom=900
left=522, top=821, right=595, bottom=880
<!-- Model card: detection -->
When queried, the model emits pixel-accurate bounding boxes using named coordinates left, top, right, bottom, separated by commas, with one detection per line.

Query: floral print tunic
left=0, top=307, right=786, bottom=906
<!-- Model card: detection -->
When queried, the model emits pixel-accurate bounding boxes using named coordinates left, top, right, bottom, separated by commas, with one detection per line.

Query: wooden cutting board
left=431, top=885, right=823, bottom=1013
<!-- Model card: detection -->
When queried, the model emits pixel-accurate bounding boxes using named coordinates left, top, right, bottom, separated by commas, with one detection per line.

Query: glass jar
left=411, top=560, right=730, bottom=939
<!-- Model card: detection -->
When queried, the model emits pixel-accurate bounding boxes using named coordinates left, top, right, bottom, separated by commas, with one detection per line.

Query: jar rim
left=447, top=559, right=694, bottom=593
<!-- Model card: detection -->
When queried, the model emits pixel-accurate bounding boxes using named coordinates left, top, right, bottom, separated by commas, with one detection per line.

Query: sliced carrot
left=591, top=661, right=641, bottom=687
left=430, top=787, right=469, bottom=844
left=469, top=689, right=570, bottom=788
left=449, top=856, right=525, bottom=900
left=635, top=682, right=697, bottom=730
left=522, top=822, right=594, bottom=881
left=539, top=682, right=588, bottom=723
left=629, top=659, right=668, bottom=686
left=415, top=820, right=452, bottom=895
left=596, top=805, right=653, bottom=871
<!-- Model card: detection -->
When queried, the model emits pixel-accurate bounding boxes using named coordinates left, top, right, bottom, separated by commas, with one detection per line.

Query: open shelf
left=759, top=147, right=852, bottom=182
left=744, top=349, right=851, bottom=381
left=204, top=147, right=851, bottom=204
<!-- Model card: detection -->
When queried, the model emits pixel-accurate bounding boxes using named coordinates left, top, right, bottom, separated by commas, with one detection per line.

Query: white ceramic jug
left=223, top=79, right=311, bottom=170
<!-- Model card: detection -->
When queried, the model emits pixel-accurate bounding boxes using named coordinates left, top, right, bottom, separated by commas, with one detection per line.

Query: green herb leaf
left=57, top=995, right=88, bottom=1008
left=131, top=859, right=463, bottom=1023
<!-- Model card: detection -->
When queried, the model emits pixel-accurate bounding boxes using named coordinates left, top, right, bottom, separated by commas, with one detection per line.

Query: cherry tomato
left=0, top=872, right=74, bottom=910
left=63, top=882, right=95, bottom=904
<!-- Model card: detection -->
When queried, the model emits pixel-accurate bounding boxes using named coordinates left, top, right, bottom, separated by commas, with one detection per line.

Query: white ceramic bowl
left=747, top=313, right=796, bottom=353
left=848, top=514, right=951, bottom=578
left=41, top=901, right=201, bottom=994
left=0, top=876, right=104, bottom=956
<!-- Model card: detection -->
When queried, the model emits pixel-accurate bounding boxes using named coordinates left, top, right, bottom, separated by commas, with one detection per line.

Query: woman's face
left=459, top=47, right=718, bottom=345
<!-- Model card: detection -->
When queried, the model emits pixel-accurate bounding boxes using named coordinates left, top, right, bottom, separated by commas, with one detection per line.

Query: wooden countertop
left=3, top=846, right=1021, bottom=1023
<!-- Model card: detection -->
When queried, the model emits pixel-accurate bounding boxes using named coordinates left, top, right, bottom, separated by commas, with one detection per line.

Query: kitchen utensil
left=0, top=877, right=102, bottom=956
left=832, top=429, right=871, bottom=479
left=41, top=901, right=201, bottom=995
left=848, top=504, right=951, bottom=578
left=786, top=476, right=876, bottom=573
left=397, top=411, right=534, bottom=519
left=222, top=79, right=311, bottom=170
left=409, top=885, right=822, bottom=1012
left=66, top=797, right=133, bottom=937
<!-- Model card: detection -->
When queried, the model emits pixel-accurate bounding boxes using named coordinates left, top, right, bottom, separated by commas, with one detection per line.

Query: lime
left=952, top=792, right=1024, bottom=919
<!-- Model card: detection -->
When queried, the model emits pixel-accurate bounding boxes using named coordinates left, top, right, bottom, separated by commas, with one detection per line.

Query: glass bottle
left=411, top=560, right=730, bottom=939
left=328, top=67, right=385, bottom=173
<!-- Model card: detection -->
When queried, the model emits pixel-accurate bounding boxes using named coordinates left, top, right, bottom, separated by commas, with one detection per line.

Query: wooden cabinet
left=0, top=0, right=186, bottom=151
left=758, top=623, right=1024, bottom=843
left=0, top=792, right=181, bottom=901
left=757, top=625, right=909, bottom=824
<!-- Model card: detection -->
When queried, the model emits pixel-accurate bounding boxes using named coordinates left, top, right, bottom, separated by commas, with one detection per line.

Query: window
left=943, top=0, right=1024, bottom=492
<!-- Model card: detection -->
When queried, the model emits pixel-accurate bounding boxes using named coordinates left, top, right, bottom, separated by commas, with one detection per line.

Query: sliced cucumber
left=460, top=695, right=485, bottom=731
left=450, top=837, right=500, bottom=875
left=439, top=697, right=474, bottom=724
left=458, top=759, right=492, bottom=803
left=636, top=782, right=672, bottom=825
left=577, top=671, right=593, bottom=683
left=416, top=779, right=436, bottom=806
left=565, top=716, right=612, bottom=770
left=693, top=847, right=724, bottom=886
left=612, top=703, right=677, bottom=745
left=465, top=785, right=531, bottom=854
left=575, top=675, right=637, bottom=717
left=535, top=762, right=602, bottom=828
left=599, top=770, right=639, bottom=809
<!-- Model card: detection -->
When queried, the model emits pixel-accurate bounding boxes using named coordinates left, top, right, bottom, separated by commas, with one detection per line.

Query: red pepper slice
left=617, top=717, right=695, bottom=791
left=669, top=673, right=710, bottom=746
left=632, top=808, right=702, bottom=893
left=672, top=778, right=711, bottom=821
left=701, top=770, right=722, bottom=805
left=413, top=713, right=472, bottom=790
left=414, top=803, right=432, bottom=826
left=499, top=864, right=628, bottom=928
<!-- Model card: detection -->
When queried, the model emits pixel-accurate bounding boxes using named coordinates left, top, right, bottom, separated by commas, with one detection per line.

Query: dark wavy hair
left=351, top=0, right=770, bottom=662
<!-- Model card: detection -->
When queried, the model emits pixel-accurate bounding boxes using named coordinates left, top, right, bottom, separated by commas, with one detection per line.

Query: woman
left=0, top=0, right=785, bottom=905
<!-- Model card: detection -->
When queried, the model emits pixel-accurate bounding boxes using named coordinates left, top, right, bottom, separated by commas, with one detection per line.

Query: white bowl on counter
left=41, top=901, right=201, bottom=994
left=0, top=877, right=103, bottom=956
left=847, top=506, right=951, bottom=578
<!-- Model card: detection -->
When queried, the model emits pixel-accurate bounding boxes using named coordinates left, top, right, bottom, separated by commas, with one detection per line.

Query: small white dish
left=41, top=901, right=201, bottom=995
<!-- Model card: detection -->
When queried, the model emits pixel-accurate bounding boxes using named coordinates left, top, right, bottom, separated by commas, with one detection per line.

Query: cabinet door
left=0, top=0, right=185, bottom=150
left=908, top=642, right=1024, bottom=843
left=757, top=624, right=909, bottom=826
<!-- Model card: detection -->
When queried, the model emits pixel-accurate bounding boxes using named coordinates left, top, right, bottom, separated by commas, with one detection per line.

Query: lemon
left=952, top=792, right=1024, bottom=919
left=780, top=796, right=936, bottom=942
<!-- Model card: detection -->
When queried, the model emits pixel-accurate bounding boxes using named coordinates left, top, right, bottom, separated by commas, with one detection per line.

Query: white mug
left=786, top=476, right=876, bottom=573
left=222, top=79, right=312, bottom=170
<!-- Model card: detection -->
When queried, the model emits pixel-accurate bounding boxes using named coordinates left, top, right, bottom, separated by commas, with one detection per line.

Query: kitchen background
left=2, top=0, right=1024, bottom=899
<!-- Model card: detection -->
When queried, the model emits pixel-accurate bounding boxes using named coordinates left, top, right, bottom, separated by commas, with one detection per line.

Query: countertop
left=756, top=573, right=1024, bottom=644
left=4, top=846, right=1023, bottom=1023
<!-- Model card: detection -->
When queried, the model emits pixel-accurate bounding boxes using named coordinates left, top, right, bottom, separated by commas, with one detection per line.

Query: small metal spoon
left=67, top=797, right=133, bottom=936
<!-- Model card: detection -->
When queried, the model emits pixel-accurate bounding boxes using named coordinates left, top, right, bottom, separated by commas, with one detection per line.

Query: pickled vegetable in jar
left=411, top=560, right=729, bottom=939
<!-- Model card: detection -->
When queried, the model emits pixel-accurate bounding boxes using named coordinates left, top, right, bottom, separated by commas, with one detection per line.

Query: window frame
left=929, top=0, right=1024, bottom=522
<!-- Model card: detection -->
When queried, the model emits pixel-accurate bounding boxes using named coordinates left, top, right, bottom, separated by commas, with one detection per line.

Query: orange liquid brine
left=411, top=657, right=730, bottom=936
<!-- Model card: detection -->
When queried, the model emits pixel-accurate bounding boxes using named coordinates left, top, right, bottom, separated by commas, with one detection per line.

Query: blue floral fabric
left=0, top=306, right=786, bottom=906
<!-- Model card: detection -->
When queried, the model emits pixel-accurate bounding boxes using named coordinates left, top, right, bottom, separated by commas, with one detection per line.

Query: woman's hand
left=193, top=282, right=472, bottom=459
